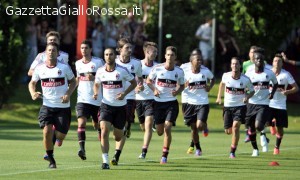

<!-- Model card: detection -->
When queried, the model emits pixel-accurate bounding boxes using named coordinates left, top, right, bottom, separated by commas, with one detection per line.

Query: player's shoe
left=252, top=149, right=259, bottom=157
left=273, top=147, right=280, bottom=155
left=139, top=152, right=146, bottom=159
left=187, top=147, right=194, bottom=154
left=44, top=154, right=50, bottom=161
left=195, top=149, right=202, bottom=156
left=49, top=163, right=57, bottom=169
left=244, top=134, right=250, bottom=143
left=55, top=139, right=63, bottom=147
left=160, top=157, right=167, bottom=164
left=110, top=158, right=118, bottom=166
left=102, top=163, right=110, bottom=169
left=78, top=150, right=86, bottom=160
left=203, top=128, right=209, bottom=137
left=229, top=153, right=236, bottom=158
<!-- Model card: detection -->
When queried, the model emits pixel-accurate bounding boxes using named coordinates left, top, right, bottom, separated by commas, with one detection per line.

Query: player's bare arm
left=216, top=82, right=225, bottom=105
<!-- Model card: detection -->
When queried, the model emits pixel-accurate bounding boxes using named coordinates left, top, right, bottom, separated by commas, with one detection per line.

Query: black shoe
left=102, top=163, right=110, bottom=169
left=126, top=128, right=131, bottom=138
left=78, top=150, right=86, bottom=160
left=110, top=157, right=118, bottom=166
left=49, top=163, right=57, bottom=168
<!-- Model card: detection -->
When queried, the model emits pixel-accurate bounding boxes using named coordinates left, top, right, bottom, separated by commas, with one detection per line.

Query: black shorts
left=245, top=104, right=270, bottom=130
left=268, top=107, right=288, bottom=128
left=136, top=100, right=154, bottom=124
left=100, top=103, right=126, bottom=130
left=38, top=105, right=71, bottom=134
left=184, top=104, right=210, bottom=126
left=126, top=99, right=136, bottom=123
left=76, top=103, right=100, bottom=123
left=153, top=100, right=179, bottom=126
left=223, top=106, right=246, bottom=129
left=182, top=103, right=194, bottom=124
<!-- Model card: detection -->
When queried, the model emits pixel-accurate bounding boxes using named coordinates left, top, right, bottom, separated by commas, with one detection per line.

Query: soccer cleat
left=229, top=153, right=236, bottom=158
left=139, top=152, right=146, bottom=159
left=273, top=148, right=280, bottom=155
left=252, top=149, right=259, bottom=157
left=44, top=154, right=50, bottom=162
left=195, top=149, right=202, bottom=156
left=102, top=163, right=110, bottom=169
left=49, top=163, right=57, bottom=169
left=55, top=139, right=63, bottom=147
left=78, top=150, right=86, bottom=160
left=110, top=158, right=118, bottom=166
left=187, top=147, right=194, bottom=154
left=203, top=128, right=209, bottom=137
left=244, top=134, right=250, bottom=143
left=160, top=157, right=167, bottom=164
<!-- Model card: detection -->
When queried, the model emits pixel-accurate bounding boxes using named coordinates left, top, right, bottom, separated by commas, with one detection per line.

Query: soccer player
left=245, top=49, right=278, bottom=156
left=181, top=49, right=209, bottom=154
left=28, top=42, right=76, bottom=168
left=110, top=38, right=143, bottom=165
left=28, top=31, right=69, bottom=76
left=147, top=46, right=185, bottom=164
left=75, top=40, right=105, bottom=160
left=183, top=53, right=215, bottom=156
left=94, top=48, right=137, bottom=169
left=268, top=54, right=299, bottom=155
left=136, top=42, right=158, bottom=159
left=216, top=57, right=254, bottom=158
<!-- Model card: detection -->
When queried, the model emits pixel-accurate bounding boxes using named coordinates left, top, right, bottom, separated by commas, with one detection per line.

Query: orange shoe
left=273, top=147, right=280, bottom=155
left=203, top=128, right=209, bottom=137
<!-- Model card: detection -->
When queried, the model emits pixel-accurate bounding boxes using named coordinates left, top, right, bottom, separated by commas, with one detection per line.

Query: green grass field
left=0, top=84, right=300, bottom=179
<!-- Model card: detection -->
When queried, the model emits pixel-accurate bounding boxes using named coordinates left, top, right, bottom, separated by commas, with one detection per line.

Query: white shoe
left=260, top=135, right=267, bottom=146
left=252, top=149, right=259, bottom=157
left=262, top=145, right=268, bottom=152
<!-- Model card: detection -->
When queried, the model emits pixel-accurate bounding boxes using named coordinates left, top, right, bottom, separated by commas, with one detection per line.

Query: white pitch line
left=1, top=146, right=300, bottom=176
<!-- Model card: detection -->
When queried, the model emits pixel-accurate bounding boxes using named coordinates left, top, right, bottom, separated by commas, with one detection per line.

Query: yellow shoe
left=187, top=147, right=194, bottom=154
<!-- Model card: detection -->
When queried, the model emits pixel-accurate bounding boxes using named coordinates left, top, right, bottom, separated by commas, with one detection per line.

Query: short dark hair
left=231, top=57, right=241, bottom=64
left=165, top=46, right=177, bottom=56
left=46, top=42, right=59, bottom=52
left=274, top=53, right=283, bottom=60
left=46, top=31, right=60, bottom=41
left=190, top=48, right=202, bottom=56
left=81, top=39, right=92, bottom=49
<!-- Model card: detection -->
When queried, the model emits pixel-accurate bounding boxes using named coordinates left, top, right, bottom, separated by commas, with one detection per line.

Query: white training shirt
left=75, top=57, right=105, bottom=106
left=221, top=72, right=254, bottom=107
left=116, top=57, right=142, bottom=100
left=269, top=69, right=296, bottom=110
left=148, top=63, right=185, bottom=102
left=32, top=62, right=74, bottom=108
left=185, top=67, right=214, bottom=105
left=95, top=64, right=134, bottom=106
left=245, top=67, right=277, bottom=105
left=135, top=60, right=158, bottom=100
left=180, top=62, right=209, bottom=103
left=30, top=51, right=69, bottom=70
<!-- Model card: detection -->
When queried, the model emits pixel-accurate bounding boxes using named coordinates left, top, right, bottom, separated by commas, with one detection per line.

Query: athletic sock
left=275, top=134, right=283, bottom=148
left=195, top=142, right=201, bottom=151
left=250, top=134, right=258, bottom=150
left=162, top=147, right=169, bottom=158
left=78, top=127, right=86, bottom=151
left=190, top=140, right=194, bottom=148
left=114, top=150, right=122, bottom=162
left=102, top=153, right=109, bottom=164
left=230, top=145, right=237, bottom=154
left=46, top=150, right=56, bottom=164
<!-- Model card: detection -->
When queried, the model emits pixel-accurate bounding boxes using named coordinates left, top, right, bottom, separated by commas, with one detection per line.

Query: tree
left=0, top=0, right=28, bottom=108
